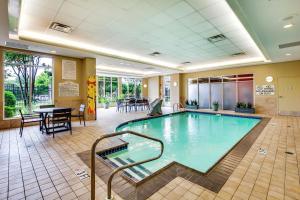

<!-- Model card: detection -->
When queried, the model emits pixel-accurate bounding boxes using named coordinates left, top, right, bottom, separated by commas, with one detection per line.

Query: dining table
left=33, top=107, right=73, bottom=134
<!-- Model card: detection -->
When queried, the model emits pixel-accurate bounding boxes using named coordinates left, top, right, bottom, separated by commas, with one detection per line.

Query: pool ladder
left=173, top=103, right=184, bottom=112
left=90, top=130, right=164, bottom=200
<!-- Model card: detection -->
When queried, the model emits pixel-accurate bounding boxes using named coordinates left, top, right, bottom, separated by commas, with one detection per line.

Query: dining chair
left=128, top=98, right=136, bottom=112
left=19, top=110, right=43, bottom=137
left=49, top=108, right=72, bottom=138
left=71, top=104, right=86, bottom=126
left=116, top=100, right=125, bottom=112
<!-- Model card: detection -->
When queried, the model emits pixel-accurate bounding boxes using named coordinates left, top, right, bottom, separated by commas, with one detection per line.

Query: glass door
left=198, top=78, right=210, bottom=109
left=163, top=76, right=171, bottom=106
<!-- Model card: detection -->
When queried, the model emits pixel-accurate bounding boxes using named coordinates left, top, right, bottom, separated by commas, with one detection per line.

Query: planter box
left=185, top=105, right=199, bottom=109
left=235, top=107, right=255, bottom=114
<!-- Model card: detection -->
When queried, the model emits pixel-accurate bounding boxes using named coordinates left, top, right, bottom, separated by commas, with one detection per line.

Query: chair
left=49, top=108, right=72, bottom=138
left=135, top=99, right=144, bottom=111
left=71, top=104, right=86, bottom=126
left=127, top=98, right=136, bottom=112
left=19, top=110, right=43, bottom=137
left=148, top=99, right=163, bottom=116
left=116, top=100, right=125, bottom=112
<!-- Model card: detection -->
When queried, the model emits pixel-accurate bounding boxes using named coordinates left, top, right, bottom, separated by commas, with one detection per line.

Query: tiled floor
left=0, top=108, right=299, bottom=200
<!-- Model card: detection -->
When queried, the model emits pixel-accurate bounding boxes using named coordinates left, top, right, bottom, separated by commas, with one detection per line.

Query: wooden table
left=34, top=107, right=73, bottom=134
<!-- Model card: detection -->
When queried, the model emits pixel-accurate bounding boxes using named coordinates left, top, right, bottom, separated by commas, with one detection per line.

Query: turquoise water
left=109, top=112, right=260, bottom=174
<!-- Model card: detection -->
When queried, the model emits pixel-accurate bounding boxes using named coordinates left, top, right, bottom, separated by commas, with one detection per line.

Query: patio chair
left=71, top=104, right=86, bottom=126
left=116, top=99, right=125, bottom=112
left=128, top=98, right=137, bottom=112
left=135, top=99, right=145, bottom=111
left=49, top=108, right=72, bottom=138
left=19, top=110, right=43, bottom=137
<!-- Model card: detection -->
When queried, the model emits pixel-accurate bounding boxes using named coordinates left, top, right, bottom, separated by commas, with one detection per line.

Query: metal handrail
left=173, top=103, right=184, bottom=112
left=91, top=130, right=164, bottom=200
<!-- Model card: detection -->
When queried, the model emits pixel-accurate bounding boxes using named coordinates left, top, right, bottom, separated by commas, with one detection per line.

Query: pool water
left=108, top=112, right=260, bottom=176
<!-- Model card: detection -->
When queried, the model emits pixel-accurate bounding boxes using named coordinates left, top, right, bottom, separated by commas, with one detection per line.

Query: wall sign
left=59, top=82, right=79, bottom=97
left=62, top=60, right=76, bottom=80
left=256, top=85, right=275, bottom=95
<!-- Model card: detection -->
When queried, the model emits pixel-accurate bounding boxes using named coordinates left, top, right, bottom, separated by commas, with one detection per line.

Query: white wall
left=170, top=74, right=180, bottom=106
left=148, top=76, right=159, bottom=102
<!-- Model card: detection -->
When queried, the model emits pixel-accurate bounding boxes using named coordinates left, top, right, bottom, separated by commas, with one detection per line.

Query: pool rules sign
left=256, top=85, right=275, bottom=95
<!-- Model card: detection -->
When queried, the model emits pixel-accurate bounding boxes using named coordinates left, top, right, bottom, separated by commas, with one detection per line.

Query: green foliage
left=35, top=71, right=51, bottom=95
left=236, top=102, right=247, bottom=108
left=247, top=102, right=253, bottom=109
left=4, top=106, right=16, bottom=118
left=191, top=99, right=198, bottom=106
left=212, top=101, right=219, bottom=106
left=5, top=91, right=16, bottom=107
left=185, top=100, right=189, bottom=105
left=99, top=97, right=110, bottom=104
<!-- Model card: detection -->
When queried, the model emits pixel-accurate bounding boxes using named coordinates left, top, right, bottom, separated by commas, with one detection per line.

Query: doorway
left=278, top=77, right=300, bottom=116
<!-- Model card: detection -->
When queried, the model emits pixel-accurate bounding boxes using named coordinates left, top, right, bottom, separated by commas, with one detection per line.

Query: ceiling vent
left=149, top=51, right=161, bottom=56
left=207, top=34, right=227, bottom=43
left=144, top=67, right=155, bottom=70
left=5, top=41, right=29, bottom=50
left=279, top=41, right=300, bottom=49
left=231, top=52, right=246, bottom=57
left=181, top=61, right=191, bottom=64
left=49, top=22, right=73, bottom=33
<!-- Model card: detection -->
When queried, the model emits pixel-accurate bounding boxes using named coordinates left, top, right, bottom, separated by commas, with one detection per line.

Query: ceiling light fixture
left=283, top=23, right=294, bottom=29
left=97, top=65, right=159, bottom=76
left=184, top=57, right=263, bottom=71
left=18, top=31, right=178, bottom=69
left=285, top=53, right=291, bottom=56
left=50, top=50, right=56, bottom=54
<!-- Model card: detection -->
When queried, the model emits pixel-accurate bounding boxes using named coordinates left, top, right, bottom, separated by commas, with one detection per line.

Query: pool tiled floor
left=0, top=108, right=299, bottom=200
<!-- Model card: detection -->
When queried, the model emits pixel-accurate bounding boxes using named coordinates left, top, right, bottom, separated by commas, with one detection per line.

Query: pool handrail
left=173, top=103, right=184, bottom=112
left=90, top=130, right=164, bottom=200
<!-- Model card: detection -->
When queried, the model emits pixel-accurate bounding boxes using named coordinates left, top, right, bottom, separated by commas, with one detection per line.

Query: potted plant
left=212, top=101, right=219, bottom=111
left=235, top=102, right=255, bottom=114
left=100, top=97, right=110, bottom=109
left=185, top=99, right=199, bottom=109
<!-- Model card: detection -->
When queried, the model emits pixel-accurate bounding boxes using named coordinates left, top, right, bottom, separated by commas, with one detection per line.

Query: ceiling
left=227, top=0, right=300, bottom=63
left=1, top=0, right=299, bottom=76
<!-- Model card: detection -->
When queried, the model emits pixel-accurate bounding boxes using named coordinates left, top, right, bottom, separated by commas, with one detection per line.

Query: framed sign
left=256, top=85, right=275, bottom=95
left=59, top=82, right=79, bottom=97
left=62, top=60, right=76, bottom=80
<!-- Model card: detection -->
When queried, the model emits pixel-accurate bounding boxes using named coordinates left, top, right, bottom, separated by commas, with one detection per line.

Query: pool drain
left=259, top=148, right=267, bottom=155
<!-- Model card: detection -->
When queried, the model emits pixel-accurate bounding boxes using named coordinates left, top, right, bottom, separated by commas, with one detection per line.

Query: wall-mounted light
left=265, top=76, right=273, bottom=83
left=143, top=84, right=147, bottom=88
left=173, top=82, right=178, bottom=87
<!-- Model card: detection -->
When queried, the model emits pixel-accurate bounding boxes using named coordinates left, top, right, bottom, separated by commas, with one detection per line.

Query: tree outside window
left=3, top=51, right=53, bottom=118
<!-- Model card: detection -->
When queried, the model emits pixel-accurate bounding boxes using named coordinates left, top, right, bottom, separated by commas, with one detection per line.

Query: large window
left=121, top=78, right=142, bottom=98
left=187, top=74, right=253, bottom=110
left=163, top=76, right=171, bottom=106
left=3, top=51, right=53, bottom=118
left=98, top=76, right=118, bottom=101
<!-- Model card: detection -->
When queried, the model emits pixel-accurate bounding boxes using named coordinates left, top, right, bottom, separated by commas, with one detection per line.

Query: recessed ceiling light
left=50, top=50, right=56, bottom=54
left=283, top=23, right=294, bottom=29
left=149, top=51, right=161, bottom=56
left=285, top=53, right=291, bottom=56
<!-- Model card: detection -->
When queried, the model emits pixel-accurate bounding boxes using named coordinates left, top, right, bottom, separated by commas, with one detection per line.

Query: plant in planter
left=185, top=99, right=199, bottom=109
left=235, top=102, right=255, bottom=114
left=212, top=101, right=219, bottom=111
left=100, top=97, right=110, bottom=109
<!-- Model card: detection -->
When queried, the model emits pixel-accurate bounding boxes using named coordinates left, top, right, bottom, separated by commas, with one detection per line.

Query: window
left=121, top=78, right=142, bottom=98
left=3, top=51, right=53, bottom=118
left=163, top=76, right=171, bottom=106
left=187, top=74, right=253, bottom=110
left=98, top=76, right=118, bottom=102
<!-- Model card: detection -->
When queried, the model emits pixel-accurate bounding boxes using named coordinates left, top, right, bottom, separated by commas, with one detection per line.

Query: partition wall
left=187, top=74, right=253, bottom=110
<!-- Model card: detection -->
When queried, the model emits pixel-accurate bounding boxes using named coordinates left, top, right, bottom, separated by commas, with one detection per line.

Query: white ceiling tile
left=189, top=21, right=215, bottom=33
left=165, top=1, right=195, bottom=19
left=178, top=12, right=205, bottom=27
left=58, top=1, right=91, bottom=20
left=199, top=1, right=230, bottom=19
left=185, top=0, right=220, bottom=10
left=149, top=13, right=174, bottom=26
